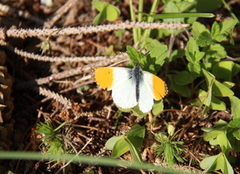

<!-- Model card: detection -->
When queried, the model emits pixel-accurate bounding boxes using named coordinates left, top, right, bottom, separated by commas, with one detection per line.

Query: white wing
left=138, top=71, right=155, bottom=113
left=111, top=67, right=138, bottom=109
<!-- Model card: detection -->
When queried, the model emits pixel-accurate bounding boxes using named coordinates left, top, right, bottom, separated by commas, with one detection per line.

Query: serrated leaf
left=229, top=96, right=240, bottom=119
left=219, top=19, right=238, bottom=36
left=211, top=22, right=221, bottom=38
left=186, top=37, right=205, bottom=63
left=207, top=44, right=226, bottom=59
left=187, top=62, right=201, bottom=78
left=126, top=46, right=144, bottom=65
left=228, top=118, right=240, bottom=128
left=192, top=22, right=209, bottom=39
left=196, top=31, right=212, bottom=47
left=169, top=49, right=185, bottom=62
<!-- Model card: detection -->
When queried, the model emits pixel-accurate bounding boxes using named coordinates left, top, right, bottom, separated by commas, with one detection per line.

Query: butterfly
left=94, top=63, right=167, bottom=113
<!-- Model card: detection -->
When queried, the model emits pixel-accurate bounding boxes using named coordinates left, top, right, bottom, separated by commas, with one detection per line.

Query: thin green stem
left=129, top=0, right=138, bottom=45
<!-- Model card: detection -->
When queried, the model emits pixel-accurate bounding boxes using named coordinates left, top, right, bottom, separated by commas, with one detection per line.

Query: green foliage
left=200, top=153, right=234, bottom=174
left=200, top=96, right=240, bottom=173
left=36, top=121, right=66, bottom=155
left=153, top=125, right=186, bottom=165
left=92, top=1, right=120, bottom=25
left=171, top=19, right=237, bottom=113
left=105, top=124, right=145, bottom=163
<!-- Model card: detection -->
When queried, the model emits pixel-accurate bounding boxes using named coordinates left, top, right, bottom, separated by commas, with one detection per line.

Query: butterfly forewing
left=111, top=68, right=138, bottom=109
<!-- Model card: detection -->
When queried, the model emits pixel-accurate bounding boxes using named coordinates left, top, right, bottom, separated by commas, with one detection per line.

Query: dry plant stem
left=16, top=55, right=127, bottom=90
left=0, top=39, right=128, bottom=63
left=13, top=46, right=128, bottom=62
left=0, top=22, right=189, bottom=39
left=38, top=87, right=72, bottom=108
left=44, top=0, right=78, bottom=28
left=0, top=3, right=44, bottom=25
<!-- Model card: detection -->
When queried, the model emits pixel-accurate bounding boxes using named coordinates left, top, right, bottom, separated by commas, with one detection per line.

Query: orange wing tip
left=152, top=75, right=168, bottom=100
left=94, top=67, right=114, bottom=90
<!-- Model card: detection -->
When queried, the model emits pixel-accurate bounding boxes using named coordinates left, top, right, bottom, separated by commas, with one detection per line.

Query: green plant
left=91, top=1, right=120, bottom=25
left=200, top=96, right=240, bottom=174
left=35, top=121, right=66, bottom=155
left=153, top=124, right=186, bottom=166
left=128, top=0, right=215, bottom=48
left=170, top=19, right=238, bottom=114
left=105, top=124, right=145, bottom=163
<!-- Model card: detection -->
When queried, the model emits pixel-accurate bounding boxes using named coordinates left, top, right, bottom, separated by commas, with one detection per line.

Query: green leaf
left=92, top=1, right=120, bottom=25
left=196, top=31, right=212, bottom=47
left=232, top=63, right=240, bottom=77
left=187, top=62, right=201, bottom=78
left=206, top=44, right=227, bottom=59
left=200, top=153, right=234, bottom=174
left=170, top=80, right=191, bottom=98
left=210, top=95, right=226, bottom=110
left=218, top=19, right=238, bottom=38
left=200, top=154, right=219, bottom=171
left=126, top=46, right=144, bottom=66
left=164, top=143, right=175, bottom=165
left=213, top=80, right=234, bottom=97
left=199, top=89, right=212, bottom=108
left=126, top=124, right=145, bottom=139
left=163, top=1, right=183, bottom=23
left=202, top=69, right=234, bottom=97
left=212, top=61, right=234, bottom=81
left=192, top=22, right=209, bottom=40
left=169, top=49, right=185, bottom=62
left=152, top=100, right=164, bottom=116
left=109, top=125, right=145, bottom=159
left=111, top=138, right=129, bottom=158
left=144, top=13, right=214, bottom=19
left=144, top=39, right=168, bottom=73
left=203, top=129, right=223, bottom=142
left=173, top=71, right=193, bottom=85
left=196, top=0, right=223, bottom=12
left=228, top=118, right=240, bottom=128
left=186, top=37, right=204, bottom=63
left=217, top=133, right=231, bottom=154
left=105, top=135, right=123, bottom=150
left=211, top=22, right=227, bottom=42
left=124, top=136, right=142, bottom=163
left=155, top=133, right=169, bottom=143
left=229, top=96, right=240, bottom=119
left=233, top=129, right=240, bottom=140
